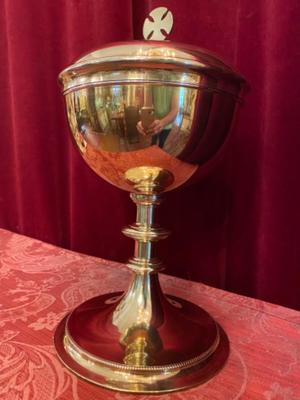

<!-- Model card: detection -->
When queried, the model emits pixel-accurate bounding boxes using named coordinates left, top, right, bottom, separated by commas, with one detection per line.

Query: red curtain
left=1, top=0, right=300, bottom=310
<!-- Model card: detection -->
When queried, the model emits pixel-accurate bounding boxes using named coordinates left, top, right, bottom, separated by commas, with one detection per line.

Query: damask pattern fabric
left=1, top=229, right=300, bottom=399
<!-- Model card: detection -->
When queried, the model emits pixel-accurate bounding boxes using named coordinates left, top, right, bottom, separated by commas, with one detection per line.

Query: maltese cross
left=143, top=7, right=174, bottom=41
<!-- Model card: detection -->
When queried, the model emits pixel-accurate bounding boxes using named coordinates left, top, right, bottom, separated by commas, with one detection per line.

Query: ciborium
left=55, top=41, right=245, bottom=393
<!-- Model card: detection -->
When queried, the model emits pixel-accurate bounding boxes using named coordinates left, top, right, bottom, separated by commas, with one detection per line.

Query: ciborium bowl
left=55, top=41, right=245, bottom=393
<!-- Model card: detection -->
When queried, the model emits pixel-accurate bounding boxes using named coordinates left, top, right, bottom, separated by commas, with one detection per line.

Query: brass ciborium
left=55, top=41, right=245, bottom=393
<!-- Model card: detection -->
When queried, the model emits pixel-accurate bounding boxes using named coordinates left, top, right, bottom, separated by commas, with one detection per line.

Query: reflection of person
left=77, top=112, right=102, bottom=149
left=137, top=86, right=179, bottom=148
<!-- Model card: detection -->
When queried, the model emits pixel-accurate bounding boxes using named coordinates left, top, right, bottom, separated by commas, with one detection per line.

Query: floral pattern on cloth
left=264, top=382, right=299, bottom=400
left=29, top=312, right=67, bottom=331
left=0, top=330, right=78, bottom=400
left=0, top=228, right=300, bottom=399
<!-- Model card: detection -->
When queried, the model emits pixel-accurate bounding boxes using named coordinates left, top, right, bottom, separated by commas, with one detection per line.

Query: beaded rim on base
left=54, top=292, right=228, bottom=394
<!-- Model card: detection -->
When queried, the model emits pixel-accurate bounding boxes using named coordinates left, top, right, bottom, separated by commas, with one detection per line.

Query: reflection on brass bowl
left=55, top=41, right=245, bottom=393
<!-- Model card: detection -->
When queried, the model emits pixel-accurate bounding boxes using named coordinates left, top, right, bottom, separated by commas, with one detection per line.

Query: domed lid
left=59, top=41, right=245, bottom=94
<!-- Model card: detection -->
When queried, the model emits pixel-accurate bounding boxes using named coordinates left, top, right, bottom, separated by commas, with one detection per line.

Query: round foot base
left=54, top=292, right=229, bottom=393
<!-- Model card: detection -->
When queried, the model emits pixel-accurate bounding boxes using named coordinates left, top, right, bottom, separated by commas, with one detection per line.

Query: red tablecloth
left=0, top=228, right=299, bottom=399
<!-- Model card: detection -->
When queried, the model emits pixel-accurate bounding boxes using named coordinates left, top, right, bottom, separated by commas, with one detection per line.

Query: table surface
left=0, top=228, right=300, bottom=400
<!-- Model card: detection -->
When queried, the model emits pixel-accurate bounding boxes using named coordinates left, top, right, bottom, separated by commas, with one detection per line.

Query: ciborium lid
left=59, top=41, right=244, bottom=96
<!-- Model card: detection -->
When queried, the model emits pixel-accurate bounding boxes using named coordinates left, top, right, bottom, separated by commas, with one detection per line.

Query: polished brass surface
left=55, top=184, right=223, bottom=392
left=55, top=41, right=245, bottom=393
left=55, top=307, right=229, bottom=393
left=125, top=166, right=174, bottom=194
left=122, top=191, right=170, bottom=271
left=59, top=42, right=244, bottom=93
left=60, top=41, right=244, bottom=192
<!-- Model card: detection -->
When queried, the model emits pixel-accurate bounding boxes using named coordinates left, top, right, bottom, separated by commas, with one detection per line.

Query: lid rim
left=59, top=41, right=246, bottom=86
left=62, top=80, right=243, bottom=102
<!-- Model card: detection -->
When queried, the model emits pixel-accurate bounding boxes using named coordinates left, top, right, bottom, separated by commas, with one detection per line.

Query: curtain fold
left=0, top=0, right=299, bottom=309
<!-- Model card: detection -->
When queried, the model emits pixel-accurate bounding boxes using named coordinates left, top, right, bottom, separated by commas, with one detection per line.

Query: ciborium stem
left=54, top=166, right=226, bottom=391
left=123, top=192, right=168, bottom=272
left=117, top=191, right=168, bottom=365
left=112, top=167, right=172, bottom=365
